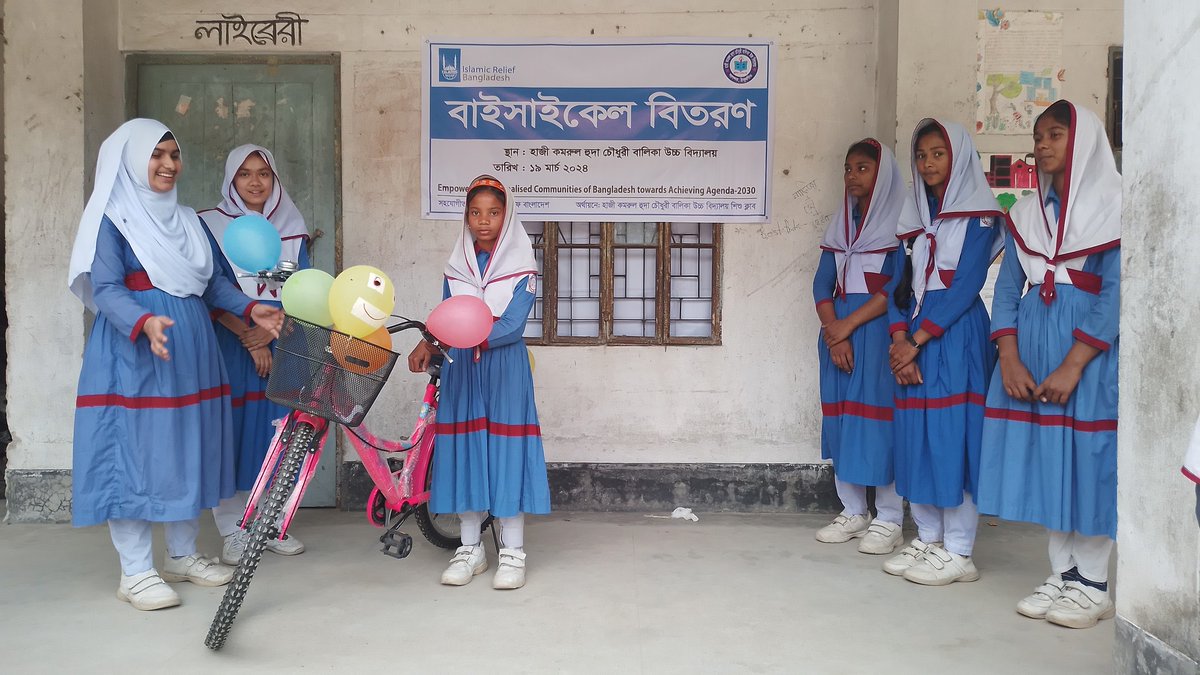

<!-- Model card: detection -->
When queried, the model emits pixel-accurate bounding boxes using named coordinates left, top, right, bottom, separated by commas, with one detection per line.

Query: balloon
left=329, top=265, right=396, bottom=338
left=331, top=325, right=393, bottom=375
left=223, top=214, right=282, bottom=272
left=280, top=269, right=334, bottom=326
left=528, top=348, right=536, bottom=374
left=426, top=295, right=493, bottom=349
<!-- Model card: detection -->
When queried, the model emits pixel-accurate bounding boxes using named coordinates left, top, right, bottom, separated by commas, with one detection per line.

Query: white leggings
left=212, top=491, right=251, bottom=538
left=1048, top=530, right=1114, bottom=583
left=910, top=493, right=979, bottom=557
left=459, top=511, right=524, bottom=549
left=108, top=518, right=199, bottom=576
left=834, top=478, right=904, bottom=526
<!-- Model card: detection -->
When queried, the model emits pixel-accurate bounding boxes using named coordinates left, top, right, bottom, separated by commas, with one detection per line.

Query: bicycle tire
left=204, top=422, right=316, bottom=651
left=413, top=455, right=492, bottom=549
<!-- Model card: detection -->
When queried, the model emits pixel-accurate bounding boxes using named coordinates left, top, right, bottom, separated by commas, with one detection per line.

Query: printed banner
left=422, top=39, right=773, bottom=222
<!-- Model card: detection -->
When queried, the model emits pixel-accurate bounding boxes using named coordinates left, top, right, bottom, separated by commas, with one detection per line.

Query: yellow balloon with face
left=329, top=265, right=396, bottom=338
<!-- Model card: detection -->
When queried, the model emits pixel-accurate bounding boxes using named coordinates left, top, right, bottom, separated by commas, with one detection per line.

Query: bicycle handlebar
left=236, top=260, right=299, bottom=284
left=385, top=318, right=453, bottom=364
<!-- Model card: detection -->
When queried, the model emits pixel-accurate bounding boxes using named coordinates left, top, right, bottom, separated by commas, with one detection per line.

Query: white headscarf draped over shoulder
left=68, top=118, right=213, bottom=311
left=199, top=144, right=310, bottom=299
left=897, top=118, right=1004, bottom=316
left=1005, top=101, right=1121, bottom=304
left=444, top=175, right=537, bottom=317
left=820, top=138, right=904, bottom=296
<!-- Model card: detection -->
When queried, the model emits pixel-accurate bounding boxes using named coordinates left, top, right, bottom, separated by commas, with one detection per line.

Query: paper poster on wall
left=981, top=151, right=1039, bottom=212
left=421, top=39, right=773, bottom=222
left=976, top=10, right=1064, bottom=135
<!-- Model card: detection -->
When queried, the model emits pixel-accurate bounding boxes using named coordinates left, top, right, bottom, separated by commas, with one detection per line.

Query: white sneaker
left=815, top=513, right=871, bottom=543
left=116, top=570, right=181, bottom=611
left=161, top=554, right=235, bottom=587
left=857, top=519, right=903, bottom=555
left=1045, top=581, right=1115, bottom=629
left=902, top=544, right=980, bottom=586
left=220, top=530, right=248, bottom=565
left=265, top=534, right=305, bottom=556
left=883, top=538, right=937, bottom=576
left=492, top=548, right=527, bottom=590
left=440, top=545, right=487, bottom=586
left=1017, top=574, right=1065, bottom=619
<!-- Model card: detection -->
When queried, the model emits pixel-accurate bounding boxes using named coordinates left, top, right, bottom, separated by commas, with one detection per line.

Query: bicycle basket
left=265, top=316, right=399, bottom=427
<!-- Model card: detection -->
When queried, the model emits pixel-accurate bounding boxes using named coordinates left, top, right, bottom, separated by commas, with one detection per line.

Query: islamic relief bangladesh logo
left=439, top=48, right=461, bottom=82
left=723, top=48, right=758, bottom=84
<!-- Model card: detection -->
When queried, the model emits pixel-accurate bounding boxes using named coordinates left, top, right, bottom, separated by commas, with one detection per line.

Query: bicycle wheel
left=413, top=456, right=491, bottom=549
left=205, top=421, right=316, bottom=651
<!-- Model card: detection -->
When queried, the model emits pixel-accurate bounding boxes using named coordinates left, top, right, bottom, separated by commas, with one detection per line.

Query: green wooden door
left=136, top=60, right=340, bottom=507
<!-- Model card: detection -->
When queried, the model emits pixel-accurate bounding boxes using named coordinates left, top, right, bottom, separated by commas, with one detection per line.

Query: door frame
left=125, top=52, right=346, bottom=506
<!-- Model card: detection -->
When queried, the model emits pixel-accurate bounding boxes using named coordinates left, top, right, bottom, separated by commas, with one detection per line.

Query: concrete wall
left=1115, top=0, right=1200, bottom=670
left=3, top=0, right=88, bottom=520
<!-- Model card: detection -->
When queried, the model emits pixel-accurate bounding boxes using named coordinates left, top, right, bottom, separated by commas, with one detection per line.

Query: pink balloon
left=426, top=295, right=494, bottom=348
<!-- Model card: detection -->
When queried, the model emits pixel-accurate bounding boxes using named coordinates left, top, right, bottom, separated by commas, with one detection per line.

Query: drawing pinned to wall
left=981, top=152, right=1037, bottom=212
left=976, top=9, right=1064, bottom=135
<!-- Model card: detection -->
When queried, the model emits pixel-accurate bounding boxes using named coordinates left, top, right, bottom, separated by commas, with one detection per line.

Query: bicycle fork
left=240, top=411, right=330, bottom=540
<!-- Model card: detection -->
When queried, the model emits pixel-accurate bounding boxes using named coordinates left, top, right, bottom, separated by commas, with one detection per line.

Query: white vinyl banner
left=422, top=39, right=773, bottom=223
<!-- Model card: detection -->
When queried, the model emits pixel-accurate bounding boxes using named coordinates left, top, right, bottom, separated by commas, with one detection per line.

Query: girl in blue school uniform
left=67, top=119, right=282, bottom=611
left=882, top=119, right=1004, bottom=586
left=200, top=145, right=312, bottom=564
left=812, top=139, right=906, bottom=555
left=407, top=174, right=551, bottom=590
left=977, top=101, right=1121, bottom=629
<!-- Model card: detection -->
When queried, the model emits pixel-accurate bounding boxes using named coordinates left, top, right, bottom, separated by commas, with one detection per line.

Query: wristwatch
left=906, top=333, right=921, bottom=349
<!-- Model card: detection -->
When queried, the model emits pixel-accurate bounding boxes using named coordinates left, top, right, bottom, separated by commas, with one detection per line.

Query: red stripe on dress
left=894, top=391, right=986, bottom=410
left=435, top=418, right=542, bottom=437
left=1182, top=466, right=1200, bottom=484
left=77, top=385, right=231, bottom=410
left=125, top=271, right=154, bottom=291
left=821, top=401, right=894, bottom=422
left=984, top=407, right=1118, bottom=432
left=232, top=390, right=268, bottom=407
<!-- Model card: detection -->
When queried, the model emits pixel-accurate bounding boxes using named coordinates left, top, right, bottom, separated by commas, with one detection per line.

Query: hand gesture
left=142, top=315, right=174, bottom=361
left=999, top=355, right=1038, bottom=402
left=407, top=340, right=438, bottom=374
left=829, top=340, right=854, bottom=373
left=241, top=325, right=274, bottom=351
left=249, top=305, right=284, bottom=339
left=823, top=318, right=855, bottom=347
left=1034, top=363, right=1083, bottom=405
left=889, top=338, right=919, bottom=372
left=894, top=361, right=923, bottom=386
left=250, top=347, right=272, bottom=379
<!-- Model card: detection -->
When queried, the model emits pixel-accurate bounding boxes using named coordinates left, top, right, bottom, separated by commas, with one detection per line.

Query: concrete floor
left=0, top=509, right=1114, bottom=674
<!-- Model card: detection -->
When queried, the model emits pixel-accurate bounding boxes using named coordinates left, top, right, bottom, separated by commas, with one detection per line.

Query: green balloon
left=280, top=269, right=335, bottom=327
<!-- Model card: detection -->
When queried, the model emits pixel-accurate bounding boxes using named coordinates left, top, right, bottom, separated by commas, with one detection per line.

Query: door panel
left=136, top=60, right=339, bottom=506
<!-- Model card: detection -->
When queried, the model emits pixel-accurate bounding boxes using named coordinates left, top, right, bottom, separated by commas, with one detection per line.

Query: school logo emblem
left=723, top=48, right=758, bottom=84
left=439, top=48, right=461, bottom=82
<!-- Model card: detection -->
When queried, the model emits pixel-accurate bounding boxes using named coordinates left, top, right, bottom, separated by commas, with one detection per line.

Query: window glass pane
left=556, top=233, right=600, bottom=338
left=613, top=245, right=656, bottom=337
left=670, top=223, right=714, bottom=338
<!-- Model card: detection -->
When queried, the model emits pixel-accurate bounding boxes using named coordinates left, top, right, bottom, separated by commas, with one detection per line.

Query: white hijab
left=68, top=118, right=213, bottom=311
left=444, top=175, right=537, bottom=316
left=200, top=144, right=309, bottom=299
left=820, top=139, right=903, bottom=296
left=897, top=119, right=1003, bottom=316
left=1006, top=102, right=1121, bottom=303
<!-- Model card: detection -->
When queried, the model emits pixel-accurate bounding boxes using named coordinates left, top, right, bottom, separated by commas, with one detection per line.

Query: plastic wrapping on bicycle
left=265, top=315, right=400, bottom=427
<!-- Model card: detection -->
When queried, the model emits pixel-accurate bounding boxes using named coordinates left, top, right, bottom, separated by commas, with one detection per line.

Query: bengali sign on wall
left=421, top=39, right=773, bottom=223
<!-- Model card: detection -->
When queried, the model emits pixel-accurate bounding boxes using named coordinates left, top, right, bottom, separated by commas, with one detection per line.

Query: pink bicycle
left=204, top=314, right=491, bottom=650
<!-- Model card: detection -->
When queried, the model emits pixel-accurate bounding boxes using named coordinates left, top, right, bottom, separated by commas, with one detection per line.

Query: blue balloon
left=223, top=214, right=282, bottom=272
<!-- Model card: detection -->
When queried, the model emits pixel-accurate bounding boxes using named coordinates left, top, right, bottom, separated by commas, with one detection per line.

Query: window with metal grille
left=1107, top=46, right=1123, bottom=155
left=520, top=222, right=721, bottom=345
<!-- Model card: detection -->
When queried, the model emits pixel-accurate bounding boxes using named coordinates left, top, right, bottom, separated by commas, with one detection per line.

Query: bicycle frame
left=348, top=375, right=439, bottom=517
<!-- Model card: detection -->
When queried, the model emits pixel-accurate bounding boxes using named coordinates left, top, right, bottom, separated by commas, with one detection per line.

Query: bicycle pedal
left=379, top=531, right=413, bottom=559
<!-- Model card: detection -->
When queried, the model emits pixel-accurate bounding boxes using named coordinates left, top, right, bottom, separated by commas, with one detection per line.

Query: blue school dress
left=977, top=192, right=1119, bottom=538
left=814, top=212, right=898, bottom=487
left=72, top=217, right=254, bottom=527
left=429, top=250, right=551, bottom=518
left=884, top=200, right=1000, bottom=508
left=207, top=240, right=311, bottom=490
